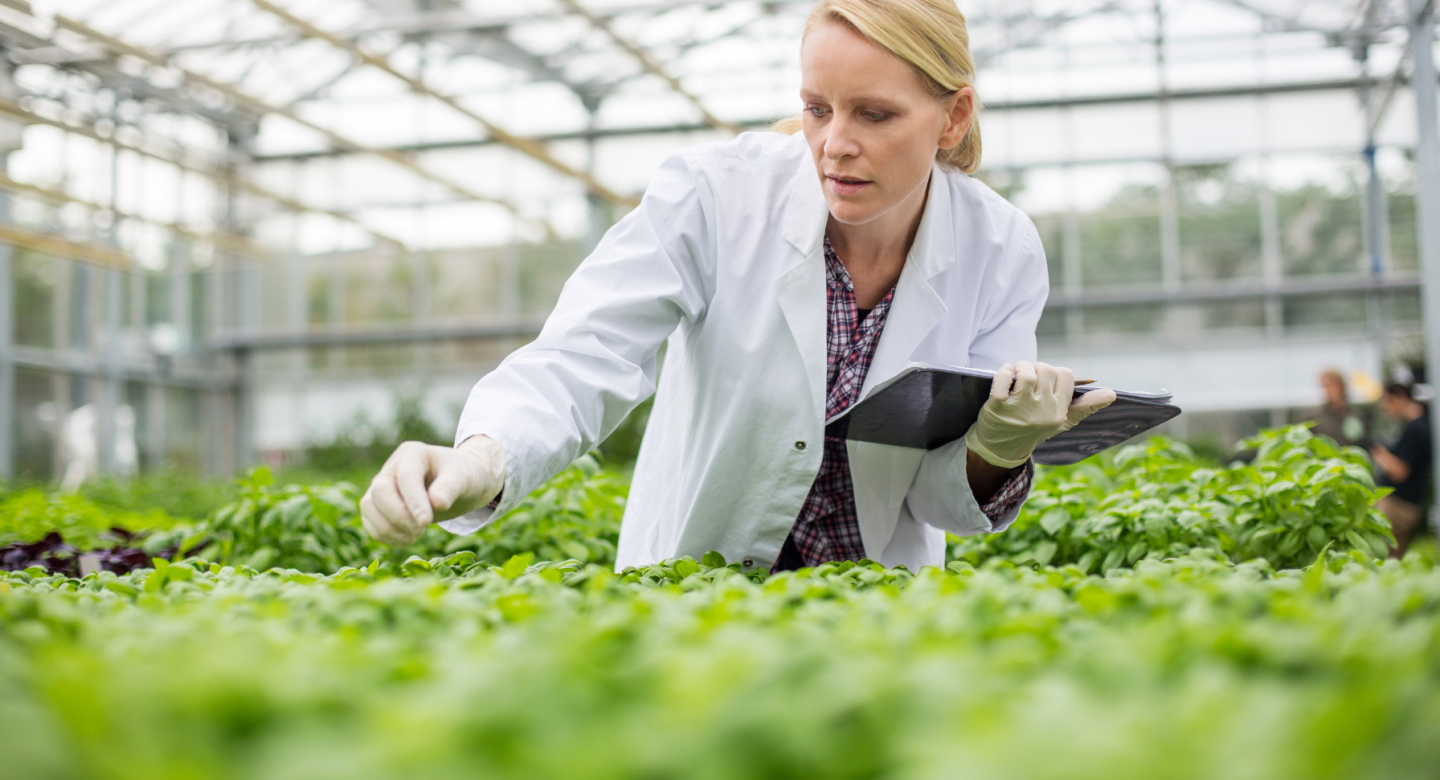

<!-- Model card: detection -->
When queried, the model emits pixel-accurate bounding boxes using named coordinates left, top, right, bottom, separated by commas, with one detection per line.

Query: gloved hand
left=360, top=435, right=506, bottom=546
left=963, top=361, right=1117, bottom=469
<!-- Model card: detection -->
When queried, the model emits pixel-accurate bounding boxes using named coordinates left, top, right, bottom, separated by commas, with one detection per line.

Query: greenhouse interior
left=1, top=0, right=1439, bottom=776
left=0, top=0, right=1432, bottom=481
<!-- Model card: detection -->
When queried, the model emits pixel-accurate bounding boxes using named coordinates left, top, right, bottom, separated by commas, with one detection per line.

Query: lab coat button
left=742, top=558, right=755, bottom=568
left=794, top=441, right=806, bottom=451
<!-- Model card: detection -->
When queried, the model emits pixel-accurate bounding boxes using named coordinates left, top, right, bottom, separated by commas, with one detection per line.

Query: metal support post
left=1155, top=0, right=1184, bottom=330
left=0, top=190, right=12, bottom=480
left=223, top=125, right=259, bottom=473
left=1062, top=169, right=1084, bottom=340
left=0, top=59, right=19, bottom=479
left=1256, top=40, right=1285, bottom=337
left=1258, top=157, right=1284, bottom=336
left=1406, top=0, right=1440, bottom=538
left=1359, top=38, right=1392, bottom=364
left=98, top=266, right=122, bottom=475
left=582, top=99, right=611, bottom=255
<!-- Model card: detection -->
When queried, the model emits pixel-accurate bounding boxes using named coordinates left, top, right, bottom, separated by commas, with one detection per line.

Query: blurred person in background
left=357, top=0, right=1116, bottom=573
left=1306, top=369, right=1372, bottom=449
left=1372, top=383, right=1431, bottom=558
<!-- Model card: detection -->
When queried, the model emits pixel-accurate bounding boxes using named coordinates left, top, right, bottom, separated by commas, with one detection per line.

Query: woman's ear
left=938, top=87, right=975, bottom=151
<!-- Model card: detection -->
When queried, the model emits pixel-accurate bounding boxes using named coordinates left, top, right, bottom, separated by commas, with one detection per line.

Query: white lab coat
left=442, top=131, right=1048, bottom=572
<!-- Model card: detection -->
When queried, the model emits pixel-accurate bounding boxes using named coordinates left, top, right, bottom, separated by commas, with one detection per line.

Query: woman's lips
left=827, top=175, right=871, bottom=196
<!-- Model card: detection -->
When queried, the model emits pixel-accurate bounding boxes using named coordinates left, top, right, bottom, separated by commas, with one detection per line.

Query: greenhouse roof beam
left=212, top=318, right=549, bottom=350
left=249, top=0, right=638, bottom=208
left=0, top=170, right=264, bottom=261
left=0, top=221, right=129, bottom=269
left=554, top=0, right=743, bottom=135
left=253, top=74, right=1398, bottom=162
left=158, top=1, right=803, bottom=55
left=458, top=28, right=569, bottom=86
left=52, top=14, right=557, bottom=240
left=972, top=3, right=1124, bottom=66
left=0, top=18, right=253, bottom=130
left=0, top=95, right=404, bottom=249
left=1044, top=273, right=1420, bottom=309
left=213, top=273, right=1422, bottom=351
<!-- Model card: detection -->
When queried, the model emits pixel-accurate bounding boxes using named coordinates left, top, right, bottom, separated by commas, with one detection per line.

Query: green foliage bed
left=951, top=426, right=1396, bottom=572
left=1, top=425, right=1435, bottom=778
left=2, top=550, right=1437, bottom=780
left=136, top=453, right=628, bottom=573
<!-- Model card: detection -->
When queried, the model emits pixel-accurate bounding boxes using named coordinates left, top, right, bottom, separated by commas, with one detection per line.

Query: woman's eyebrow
left=850, top=95, right=907, bottom=111
left=800, top=90, right=906, bottom=110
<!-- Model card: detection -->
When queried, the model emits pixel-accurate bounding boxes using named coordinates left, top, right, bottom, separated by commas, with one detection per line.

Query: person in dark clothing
left=1308, top=370, right=1373, bottom=449
left=1372, top=383, right=1431, bottom=559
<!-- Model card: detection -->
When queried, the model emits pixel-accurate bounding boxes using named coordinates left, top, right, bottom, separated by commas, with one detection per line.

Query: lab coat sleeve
left=903, top=218, right=1049, bottom=537
left=440, top=152, right=713, bottom=535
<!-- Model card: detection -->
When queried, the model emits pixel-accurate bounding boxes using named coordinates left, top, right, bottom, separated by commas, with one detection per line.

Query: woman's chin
left=824, top=199, right=884, bottom=226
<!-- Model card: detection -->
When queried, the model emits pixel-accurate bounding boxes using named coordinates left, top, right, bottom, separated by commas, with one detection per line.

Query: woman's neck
left=826, top=179, right=930, bottom=308
left=827, top=177, right=930, bottom=266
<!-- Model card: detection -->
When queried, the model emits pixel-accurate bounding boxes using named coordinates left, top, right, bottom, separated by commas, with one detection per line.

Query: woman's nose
left=824, top=116, right=861, bottom=160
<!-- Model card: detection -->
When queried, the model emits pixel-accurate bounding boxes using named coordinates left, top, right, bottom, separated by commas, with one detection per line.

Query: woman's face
left=800, top=20, right=973, bottom=228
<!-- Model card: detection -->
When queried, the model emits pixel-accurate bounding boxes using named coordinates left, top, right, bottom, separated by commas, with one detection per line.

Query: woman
left=360, top=0, right=1115, bottom=572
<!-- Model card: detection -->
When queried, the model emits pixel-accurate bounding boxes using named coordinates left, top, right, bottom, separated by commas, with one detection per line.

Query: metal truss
left=0, top=0, right=1421, bottom=229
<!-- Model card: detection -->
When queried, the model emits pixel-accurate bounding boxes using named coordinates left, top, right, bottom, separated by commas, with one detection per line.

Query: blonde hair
left=774, top=0, right=983, bottom=173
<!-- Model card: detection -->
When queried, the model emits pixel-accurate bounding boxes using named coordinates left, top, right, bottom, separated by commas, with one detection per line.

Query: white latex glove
left=963, top=361, right=1117, bottom=469
left=360, top=435, right=506, bottom=546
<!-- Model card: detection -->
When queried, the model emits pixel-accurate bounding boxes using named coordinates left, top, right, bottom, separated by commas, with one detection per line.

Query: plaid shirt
left=775, top=238, right=1033, bottom=571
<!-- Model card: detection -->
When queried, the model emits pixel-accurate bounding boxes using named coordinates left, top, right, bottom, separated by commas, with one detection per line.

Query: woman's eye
left=806, top=106, right=829, bottom=117
left=864, top=112, right=889, bottom=122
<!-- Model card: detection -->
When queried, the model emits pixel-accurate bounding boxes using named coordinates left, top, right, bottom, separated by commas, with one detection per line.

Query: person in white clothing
left=359, top=0, right=1115, bottom=573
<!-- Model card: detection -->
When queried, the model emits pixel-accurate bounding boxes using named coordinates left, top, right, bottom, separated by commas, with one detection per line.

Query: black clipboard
left=823, top=365, right=1182, bottom=465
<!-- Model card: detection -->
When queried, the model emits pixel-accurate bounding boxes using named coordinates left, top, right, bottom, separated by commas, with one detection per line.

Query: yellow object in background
left=1350, top=369, right=1384, bottom=403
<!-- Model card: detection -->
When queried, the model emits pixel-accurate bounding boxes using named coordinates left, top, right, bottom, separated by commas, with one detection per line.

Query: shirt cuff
left=979, top=459, right=1034, bottom=526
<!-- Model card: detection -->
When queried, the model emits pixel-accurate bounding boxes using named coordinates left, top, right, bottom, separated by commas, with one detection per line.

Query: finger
left=1012, top=361, right=1038, bottom=397
left=1054, top=366, right=1075, bottom=401
left=1033, top=362, right=1057, bottom=399
left=360, top=489, right=405, bottom=545
left=429, top=454, right=478, bottom=514
left=368, top=472, right=420, bottom=543
left=1066, top=388, right=1116, bottom=426
left=989, top=364, right=1015, bottom=401
left=394, top=445, right=436, bottom=528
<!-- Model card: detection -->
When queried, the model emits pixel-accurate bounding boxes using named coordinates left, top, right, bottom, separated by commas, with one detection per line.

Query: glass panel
left=1035, top=307, right=1066, bottom=340
left=1283, top=294, right=1368, bottom=332
left=15, top=368, right=59, bottom=482
left=1030, top=213, right=1065, bottom=292
left=164, top=387, right=204, bottom=474
left=1082, top=303, right=1163, bottom=336
left=1278, top=185, right=1363, bottom=276
left=1079, top=202, right=1162, bottom=289
left=1176, top=165, right=1263, bottom=282
left=12, top=249, right=58, bottom=349
left=1386, top=190, right=1417, bottom=273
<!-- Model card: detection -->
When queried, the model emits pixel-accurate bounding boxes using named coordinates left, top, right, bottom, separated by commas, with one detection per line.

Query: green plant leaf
left=500, top=552, right=535, bottom=579
left=1039, top=508, right=1069, bottom=536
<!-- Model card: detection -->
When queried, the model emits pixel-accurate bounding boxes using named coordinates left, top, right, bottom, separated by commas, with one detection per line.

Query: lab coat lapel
left=861, top=167, right=956, bottom=399
left=853, top=167, right=956, bottom=560
left=776, top=151, right=830, bottom=418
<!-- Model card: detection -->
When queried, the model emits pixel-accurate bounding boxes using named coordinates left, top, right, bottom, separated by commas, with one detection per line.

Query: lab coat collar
left=859, top=164, right=955, bottom=400
left=776, top=153, right=960, bottom=449
left=909, top=163, right=956, bottom=279
left=782, top=143, right=828, bottom=258
left=783, top=154, right=956, bottom=280
left=852, top=167, right=956, bottom=557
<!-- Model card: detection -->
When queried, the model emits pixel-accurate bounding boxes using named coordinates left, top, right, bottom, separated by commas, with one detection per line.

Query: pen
left=1006, top=377, right=1097, bottom=392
